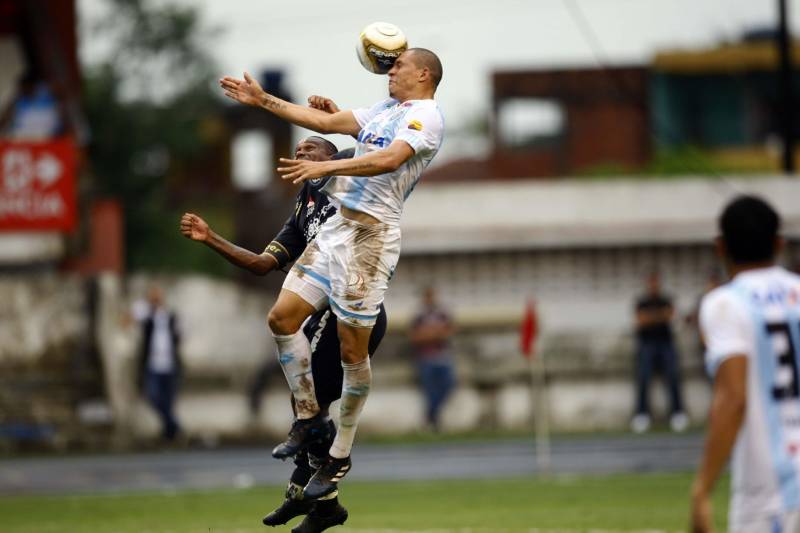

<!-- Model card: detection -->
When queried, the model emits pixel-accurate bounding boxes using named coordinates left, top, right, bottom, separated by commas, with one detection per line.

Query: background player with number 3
left=691, top=196, right=800, bottom=533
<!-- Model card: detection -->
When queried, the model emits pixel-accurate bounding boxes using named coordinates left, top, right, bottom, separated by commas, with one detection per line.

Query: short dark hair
left=305, top=136, right=338, bottom=155
left=331, top=147, right=355, bottom=160
left=407, top=48, right=442, bottom=89
left=719, top=195, right=780, bottom=263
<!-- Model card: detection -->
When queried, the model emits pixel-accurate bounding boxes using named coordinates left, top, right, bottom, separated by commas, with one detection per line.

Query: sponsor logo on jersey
left=306, top=196, right=315, bottom=212
left=357, top=130, right=389, bottom=147
left=407, top=119, right=423, bottom=131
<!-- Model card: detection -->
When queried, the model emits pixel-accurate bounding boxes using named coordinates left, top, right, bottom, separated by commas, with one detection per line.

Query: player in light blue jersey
left=691, top=196, right=800, bottom=533
left=220, top=48, right=444, bottom=501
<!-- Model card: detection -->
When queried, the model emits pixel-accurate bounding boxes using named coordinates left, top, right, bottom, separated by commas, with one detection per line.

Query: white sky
left=78, top=0, right=800, bottom=162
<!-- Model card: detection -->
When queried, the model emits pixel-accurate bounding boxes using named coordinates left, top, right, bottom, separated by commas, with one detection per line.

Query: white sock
left=273, top=330, right=319, bottom=419
left=330, top=358, right=371, bottom=459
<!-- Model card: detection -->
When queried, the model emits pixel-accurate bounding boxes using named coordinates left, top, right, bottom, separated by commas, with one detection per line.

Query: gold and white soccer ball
left=356, top=22, right=408, bottom=75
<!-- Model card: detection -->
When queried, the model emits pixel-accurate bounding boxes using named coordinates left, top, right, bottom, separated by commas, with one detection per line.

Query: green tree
left=82, top=0, right=230, bottom=273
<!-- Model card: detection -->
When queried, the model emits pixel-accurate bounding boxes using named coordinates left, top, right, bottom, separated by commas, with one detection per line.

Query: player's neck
left=398, top=89, right=435, bottom=102
left=728, top=260, right=777, bottom=278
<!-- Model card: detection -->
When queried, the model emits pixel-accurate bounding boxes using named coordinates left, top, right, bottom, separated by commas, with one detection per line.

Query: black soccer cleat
left=272, top=414, right=334, bottom=460
left=303, top=456, right=352, bottom=500
left=290, top=502, right=348, bottom=533
left=262, top=497, right=313, bottom=527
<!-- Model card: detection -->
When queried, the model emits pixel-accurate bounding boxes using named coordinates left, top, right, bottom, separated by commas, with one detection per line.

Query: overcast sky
left=78, top=0, right=799, bottom=161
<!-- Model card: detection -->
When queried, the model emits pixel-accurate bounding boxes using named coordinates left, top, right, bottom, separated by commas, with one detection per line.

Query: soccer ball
left=356, top=22, right=408, bottom=75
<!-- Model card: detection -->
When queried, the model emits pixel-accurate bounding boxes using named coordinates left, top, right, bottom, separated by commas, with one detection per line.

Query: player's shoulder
left=403, top=99, right=444, bottom=130
left=405, top=98, right=442, bottom=114
left=702, top=283, right=738, bottom=308
left=700, top=283, right=747, bottom=321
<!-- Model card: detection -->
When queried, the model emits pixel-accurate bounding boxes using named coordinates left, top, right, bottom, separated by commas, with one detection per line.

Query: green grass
left=0, top=473, right=728, bottom=532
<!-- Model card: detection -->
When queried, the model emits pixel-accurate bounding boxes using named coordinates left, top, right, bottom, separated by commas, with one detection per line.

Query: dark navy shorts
left=302, top=304, right=387, bottom=406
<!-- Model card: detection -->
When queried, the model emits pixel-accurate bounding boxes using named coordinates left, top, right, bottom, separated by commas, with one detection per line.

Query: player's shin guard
left=273, top=330, right=319, bottom=419
left=329, top=358, right=371, bottom=459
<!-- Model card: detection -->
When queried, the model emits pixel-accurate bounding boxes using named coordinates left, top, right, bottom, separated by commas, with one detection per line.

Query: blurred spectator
left=630, top=272, right=688, bottom=434
left=131, top=285, right=183, bottom=442
left=0, top=71, right=64, bottom=140
left=409, top=287, right=456, bottom=432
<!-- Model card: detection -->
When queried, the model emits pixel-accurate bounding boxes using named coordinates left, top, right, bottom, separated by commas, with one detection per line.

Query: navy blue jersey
left=263, top=176, right=337, bottom=270
left=263, top=147, right=355, bottom=269
left=263, top=149, right=386, bottom=406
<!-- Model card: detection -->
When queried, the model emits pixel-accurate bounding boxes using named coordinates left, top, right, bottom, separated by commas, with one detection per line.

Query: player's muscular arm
left=180, top=213, right=278, bottom=276
left=690, top=355, right=747, bottom=533
left=219, top=73, right=360, bottom=136
left=278, top=140, right=415, bottom=184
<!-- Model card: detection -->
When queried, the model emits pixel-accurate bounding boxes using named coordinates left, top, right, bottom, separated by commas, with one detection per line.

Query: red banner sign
left=0, top=138, right=77, bottom=232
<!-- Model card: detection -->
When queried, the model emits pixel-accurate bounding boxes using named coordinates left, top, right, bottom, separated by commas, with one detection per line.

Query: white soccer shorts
left=283, top=213, right=399, bottom=328
left=730, top=510, right=800, bottom=533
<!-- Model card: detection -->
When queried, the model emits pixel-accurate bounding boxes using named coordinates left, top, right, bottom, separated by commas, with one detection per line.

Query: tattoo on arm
left=261, top=95, right=285, bottom=112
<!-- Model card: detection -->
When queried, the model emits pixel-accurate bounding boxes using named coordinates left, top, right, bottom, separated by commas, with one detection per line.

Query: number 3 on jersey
left=768, top=321, right=800, bottom=401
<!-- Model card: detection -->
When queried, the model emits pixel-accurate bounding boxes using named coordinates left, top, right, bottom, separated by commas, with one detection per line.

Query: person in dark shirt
left=180, top=136, right=386, bottom=532
left=409, top=287, right=455, bottom=432
left=631, top=271, right=688, bottom=434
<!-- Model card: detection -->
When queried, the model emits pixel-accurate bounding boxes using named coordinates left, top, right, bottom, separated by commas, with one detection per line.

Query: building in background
left=426, top=29, right=800, bottom=182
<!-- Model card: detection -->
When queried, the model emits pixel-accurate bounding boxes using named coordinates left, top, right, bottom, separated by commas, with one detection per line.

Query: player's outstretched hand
left=308, top=95, right=340, bottom=114
left=277, top=158, right=329, bottom=185
left=219, top=72, right=266, bottom=107
left=180, top=213, right=210, bottom=242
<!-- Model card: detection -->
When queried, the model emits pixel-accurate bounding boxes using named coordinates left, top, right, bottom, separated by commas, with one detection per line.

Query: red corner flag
left=520, top=300, right=538, bottom=359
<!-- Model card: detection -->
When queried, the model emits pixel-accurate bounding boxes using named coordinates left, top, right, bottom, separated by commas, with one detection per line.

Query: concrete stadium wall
left=0, top=271, right=715, bottom=449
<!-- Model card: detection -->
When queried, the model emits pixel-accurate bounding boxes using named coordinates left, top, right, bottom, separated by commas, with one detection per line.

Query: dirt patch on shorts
left=344, top=220, right=387, bottom=301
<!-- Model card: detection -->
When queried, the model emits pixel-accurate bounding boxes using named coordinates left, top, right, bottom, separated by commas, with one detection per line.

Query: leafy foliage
left=82, top=0, right=228, bottom=273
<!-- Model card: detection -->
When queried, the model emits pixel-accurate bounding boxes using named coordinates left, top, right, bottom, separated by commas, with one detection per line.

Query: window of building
left=496, top=98, right=565, bottom=150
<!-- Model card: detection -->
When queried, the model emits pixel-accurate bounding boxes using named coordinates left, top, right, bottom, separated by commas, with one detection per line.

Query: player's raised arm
left=219, top=72, right=360, bottom=136
left=277, top=140, right=414, bottom=184
left=180, top=213, right=278, bottom=275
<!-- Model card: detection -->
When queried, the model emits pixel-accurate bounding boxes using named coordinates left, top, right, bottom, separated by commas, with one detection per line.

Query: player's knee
left=339, top=342, right=368, bottom=365
left=267, top=307, right=300, bottom=335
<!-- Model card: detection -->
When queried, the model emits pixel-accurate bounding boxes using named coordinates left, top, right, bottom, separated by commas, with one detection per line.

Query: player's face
left=387, top=52, right=422, bottom=99
left=295, top=139, right=331, bottom=161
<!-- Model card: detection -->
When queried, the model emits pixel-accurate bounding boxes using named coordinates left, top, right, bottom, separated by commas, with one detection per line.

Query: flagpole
left=531, top=349, right=551, bottom=474
left=521, top=299, right=550, bottom=475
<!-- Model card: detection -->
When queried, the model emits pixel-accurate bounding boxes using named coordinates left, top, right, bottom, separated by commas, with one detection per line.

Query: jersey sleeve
left=394, top=103, right=444, bottom=154
left=700, top=287, right=751, bottom=377
left=352, top=98, right=396, bottom=128
left=263, top=186, right=307, bottom=268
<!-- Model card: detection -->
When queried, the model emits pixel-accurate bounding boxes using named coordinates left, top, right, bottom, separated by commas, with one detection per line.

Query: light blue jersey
left=701, top=266, right=800, bottom=528
left=322, top=98, right=444, bottom=225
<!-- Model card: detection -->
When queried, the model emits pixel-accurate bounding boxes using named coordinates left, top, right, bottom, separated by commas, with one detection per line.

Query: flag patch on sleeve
left=407, top=120, right=423, bottom=131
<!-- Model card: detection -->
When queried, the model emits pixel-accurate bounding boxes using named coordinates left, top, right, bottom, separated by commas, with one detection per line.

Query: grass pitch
left=0, top=473, right=728, bottom=532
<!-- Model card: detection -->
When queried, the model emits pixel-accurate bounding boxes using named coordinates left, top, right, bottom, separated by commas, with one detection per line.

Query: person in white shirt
left=691, top=195, right=800, bottom=533
left=132, top=285, right=182, bottom=442
left=219, top=48, right=444, bottom=499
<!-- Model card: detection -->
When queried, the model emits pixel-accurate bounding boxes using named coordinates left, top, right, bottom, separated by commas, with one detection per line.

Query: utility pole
left=777, top=0, right=795, bottom=174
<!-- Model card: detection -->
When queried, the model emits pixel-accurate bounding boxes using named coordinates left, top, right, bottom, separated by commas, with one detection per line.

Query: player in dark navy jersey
left=180, top=136, right=386, bottom=533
